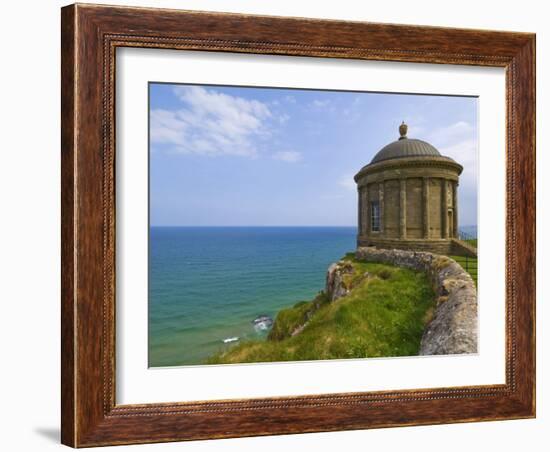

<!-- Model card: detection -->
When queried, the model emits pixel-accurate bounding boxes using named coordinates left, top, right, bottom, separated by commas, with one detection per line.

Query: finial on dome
left=399, top=121, right=408, bottom=140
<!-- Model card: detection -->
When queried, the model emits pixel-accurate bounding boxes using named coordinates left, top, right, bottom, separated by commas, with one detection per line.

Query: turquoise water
left=149, top=226, right=356, bottom=367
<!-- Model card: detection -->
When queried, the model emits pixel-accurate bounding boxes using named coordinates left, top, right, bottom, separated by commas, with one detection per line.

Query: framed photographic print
left=61, top=3, right=536, bottom=447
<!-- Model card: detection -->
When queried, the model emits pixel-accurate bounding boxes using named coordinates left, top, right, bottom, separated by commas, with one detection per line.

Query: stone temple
left=354, top=122, right=474, bottom=256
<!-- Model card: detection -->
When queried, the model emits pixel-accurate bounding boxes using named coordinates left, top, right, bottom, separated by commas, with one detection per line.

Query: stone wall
left=355, top=246, right=477, bottom=355
left=357, top=237, right=454, bottom=255
left=451, top=238, right=478, bottom=258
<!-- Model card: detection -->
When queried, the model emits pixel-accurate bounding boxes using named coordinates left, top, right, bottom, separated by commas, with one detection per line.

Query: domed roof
left=370, top=122, right=441, bottom=164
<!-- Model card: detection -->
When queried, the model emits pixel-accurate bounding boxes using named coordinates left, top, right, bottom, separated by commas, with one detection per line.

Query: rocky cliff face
left=325, top=260, right=372, bottom=302
left=325, top=261, right=354, bottom=301
left=268, top=259, right=368, bottom=340
left=271, top=261, right=360, bottom=339
left=355, top=247, right=477, bottom=355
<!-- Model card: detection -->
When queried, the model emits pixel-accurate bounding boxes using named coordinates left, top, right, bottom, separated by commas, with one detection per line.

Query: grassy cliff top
left=206, top=255, right=435, bottom=365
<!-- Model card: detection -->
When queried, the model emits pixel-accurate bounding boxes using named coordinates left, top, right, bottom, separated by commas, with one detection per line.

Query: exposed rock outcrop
left=270, top=259, right=367, bottom=340
left=355, top=247, right=477, bottom=355
left=325, top=261, right=354, bottom=301
left=325, top=260, right=372, bottom=302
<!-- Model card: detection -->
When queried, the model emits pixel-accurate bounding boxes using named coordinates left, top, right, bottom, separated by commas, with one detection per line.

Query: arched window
left=370, top=201, right=380, bottom=232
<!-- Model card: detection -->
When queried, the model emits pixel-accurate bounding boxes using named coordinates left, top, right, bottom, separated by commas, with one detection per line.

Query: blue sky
left=149, top=83, right=477, bottom=227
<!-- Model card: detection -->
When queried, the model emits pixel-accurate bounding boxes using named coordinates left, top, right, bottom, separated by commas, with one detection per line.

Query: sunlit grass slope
left=207, top=254, right=435, bottom=364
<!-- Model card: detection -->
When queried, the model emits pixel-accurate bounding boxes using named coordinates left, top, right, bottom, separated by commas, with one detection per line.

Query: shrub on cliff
left=268, top=292, right=329, bottom=341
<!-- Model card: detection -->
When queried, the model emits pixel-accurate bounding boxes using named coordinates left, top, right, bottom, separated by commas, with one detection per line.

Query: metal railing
left=463, top=255, right=477, bottom=281
left=457, top=228, right=478, bottom=283
left=458, top=229, right=477, bottom=242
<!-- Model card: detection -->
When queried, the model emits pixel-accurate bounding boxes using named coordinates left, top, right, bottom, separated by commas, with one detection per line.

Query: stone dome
left=370, top=122, right=441, bottom=164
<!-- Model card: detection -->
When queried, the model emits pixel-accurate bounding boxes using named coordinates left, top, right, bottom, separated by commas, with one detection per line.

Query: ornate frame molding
left=61, top=4, right=535, bottom=447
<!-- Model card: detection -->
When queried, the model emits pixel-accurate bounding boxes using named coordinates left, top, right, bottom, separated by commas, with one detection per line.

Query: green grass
left=449, top=255, right=478, bottom=286
left=464, top=238, right=478, bottom=248
left=267, top=292, right=330, bottom=341
left=206, top=255, right=436, bottom=364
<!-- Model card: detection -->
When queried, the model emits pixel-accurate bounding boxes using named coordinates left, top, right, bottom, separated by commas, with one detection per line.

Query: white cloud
left=283, top=95, right=296, bottom=104
left=338, top=174, right=356, bottom=191
left=404, top=124, right=425, bottom=138
left=439, top=137, right=478, bottom=225
left=150, top=86, right=273, bottom=157
left=427, top=121, right=478, bottom=223
left=439, top=138, right=478, bottom=186
left=426, top=122, right=476, bottom=172
left=318, top=173, right=357, bottom=205
left=392, top=115, right=427, bottom=139
left=311, top=99, right=330, bottom=109
left=150, top=109, right=187, bottom=146
left=278, top=113, right=290, bottom=124
left=427, top=121, right=474, bottom=147
left=272, top=150, right=302, bottom=163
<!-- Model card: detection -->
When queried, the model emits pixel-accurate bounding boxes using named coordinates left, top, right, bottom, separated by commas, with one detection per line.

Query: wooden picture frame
left=61, top=3, right=535, bottom=447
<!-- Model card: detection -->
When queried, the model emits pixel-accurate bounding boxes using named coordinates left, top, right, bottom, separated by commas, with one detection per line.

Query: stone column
left=357, top=187, right=362, bottom=237
left=441, top=179, right=449, bottom=239
left=363, top=186, right=370, bottom=236
left=379, top=182, right=385, bottom=233
left=422, top=177, right=430, bottom=239
left=399, top=179, right=407, bottom=239
left=452, top=182, right=458, bottom=238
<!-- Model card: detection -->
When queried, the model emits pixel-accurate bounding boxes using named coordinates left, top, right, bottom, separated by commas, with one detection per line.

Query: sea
left=149, top=226, right=357, bottom=367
